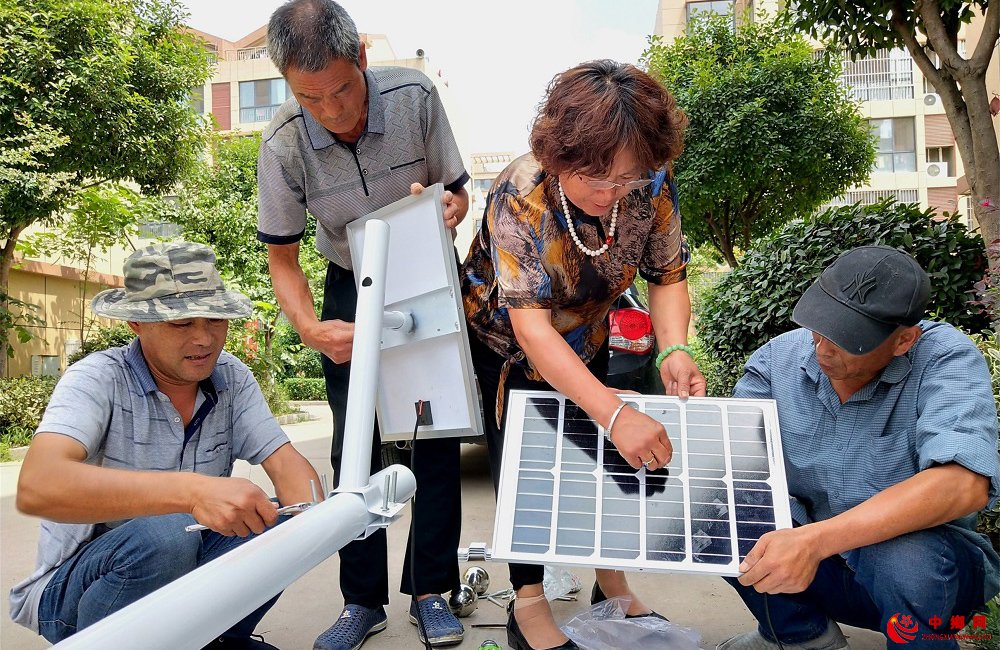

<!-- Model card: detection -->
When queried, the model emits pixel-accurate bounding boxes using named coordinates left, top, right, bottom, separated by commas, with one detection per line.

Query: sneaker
left=409, top=595, right=465, bottom=646
left=717, top=620, right=848, bottom=650
left=313, top=605, right=387, bottom=650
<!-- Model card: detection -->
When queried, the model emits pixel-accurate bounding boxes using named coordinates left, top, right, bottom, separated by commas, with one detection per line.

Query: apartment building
left=653, top=0, right=1000, bottom=225
left=6, top=27, right=473, bottom=378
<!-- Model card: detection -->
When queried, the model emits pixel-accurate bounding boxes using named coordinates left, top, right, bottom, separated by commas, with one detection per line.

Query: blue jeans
left=38, top=513, right=285, bottom=644
left=725, top=526, right=989, bottom=649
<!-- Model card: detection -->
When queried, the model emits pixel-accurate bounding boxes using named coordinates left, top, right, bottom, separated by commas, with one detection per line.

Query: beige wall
left=5, top=259, right=124, bottom=378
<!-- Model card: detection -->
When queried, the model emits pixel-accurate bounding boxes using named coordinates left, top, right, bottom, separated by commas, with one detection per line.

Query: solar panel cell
left=493, top=391, right=792, bottom=577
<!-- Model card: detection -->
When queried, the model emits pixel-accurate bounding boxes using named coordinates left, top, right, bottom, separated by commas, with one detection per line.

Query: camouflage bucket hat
left=91, top=242, right=253, bottom=322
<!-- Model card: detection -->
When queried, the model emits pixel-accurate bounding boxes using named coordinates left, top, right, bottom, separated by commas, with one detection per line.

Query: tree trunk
left=0, top=224, right=28, bottom=377
left=897, top=1, right=1000, bottom=265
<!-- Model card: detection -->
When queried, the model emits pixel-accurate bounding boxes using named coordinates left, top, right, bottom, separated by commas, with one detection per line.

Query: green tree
left=643, top=11, right=876, bottom=267
left=0, top=0, right=212, bottom=374
left=19, top=185, right=140, bottom=346
left=790, top=0, right=1000, bottom=263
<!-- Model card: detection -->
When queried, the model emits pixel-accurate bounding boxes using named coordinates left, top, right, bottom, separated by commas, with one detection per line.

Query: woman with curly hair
left=461, top=59, right=706, bottom=649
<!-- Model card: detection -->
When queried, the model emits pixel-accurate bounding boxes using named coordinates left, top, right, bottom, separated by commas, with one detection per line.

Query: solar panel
left=492, top=390, right=792, bottom=577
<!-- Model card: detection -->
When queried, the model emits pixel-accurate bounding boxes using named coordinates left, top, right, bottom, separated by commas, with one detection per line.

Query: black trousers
left=469, top=333, right=609, bottom=590
left=321, top=262, right=461, bottom=607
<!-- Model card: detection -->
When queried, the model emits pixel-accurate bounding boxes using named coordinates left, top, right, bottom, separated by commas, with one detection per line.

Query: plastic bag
left=543, top=565, right=583, bottom=600
left=562, top=597, right=703, bottom=650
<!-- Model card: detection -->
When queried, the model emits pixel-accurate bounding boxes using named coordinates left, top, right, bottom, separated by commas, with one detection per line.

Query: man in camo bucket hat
left=11, top=241, right=321, bottom=649
left=91, top=241, right=252, bottom=322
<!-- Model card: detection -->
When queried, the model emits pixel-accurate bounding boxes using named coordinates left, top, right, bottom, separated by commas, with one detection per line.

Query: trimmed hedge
left=697, top=200, right=989, bottom=394
left=67, top=323, right=135, bottom=365
left=0, top=376, right=57, bottom=452
left=282, top=378, right=326, bottom=401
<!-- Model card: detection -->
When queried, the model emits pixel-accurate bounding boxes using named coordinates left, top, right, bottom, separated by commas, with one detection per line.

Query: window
left=841, top=49, right=914, bottom=101
left=473, top=178, right=493, bottom=194
left=239, top=78, right=292, bottom=123
left=686, top=0, right=735, bottom=23
left=925, top=146, right=955, bottom=177
left=190, top=86, right=205, bottom=114
left=870, top=118, right=916, bottom=172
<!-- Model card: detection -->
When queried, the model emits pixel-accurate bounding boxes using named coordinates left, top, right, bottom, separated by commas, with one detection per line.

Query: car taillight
left=609, top=307, right=654, bottom=354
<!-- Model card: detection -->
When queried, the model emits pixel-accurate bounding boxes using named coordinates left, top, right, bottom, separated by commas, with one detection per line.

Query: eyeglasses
left=577, top=175, right=652, bottom=191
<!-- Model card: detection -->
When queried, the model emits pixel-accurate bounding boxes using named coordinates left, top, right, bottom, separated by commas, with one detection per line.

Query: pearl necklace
left=558, top=181, right=618, bottom=257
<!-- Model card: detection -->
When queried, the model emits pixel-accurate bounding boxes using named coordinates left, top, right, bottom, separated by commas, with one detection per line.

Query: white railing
left=826, top=188, right=920, bottom=207
left=239, top=105, right=282, bottom=124
left=841, top=48, right=914, bottom=101
left=233, top=46, right=269, bottom=61
left=52, top=221, right=413, bottom=649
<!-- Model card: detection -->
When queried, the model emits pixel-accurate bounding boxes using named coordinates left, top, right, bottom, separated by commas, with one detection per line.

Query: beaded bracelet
left=604, top=401, right=629, bottom=441
left=654, top=344, right=695, bottom=371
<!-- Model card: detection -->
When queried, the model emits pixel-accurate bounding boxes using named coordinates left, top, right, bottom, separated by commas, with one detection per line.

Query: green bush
left=282, top=378, right=327, bottom=401
left=0, top=376, right=57, bottom=459
left=67, top=323, right=135, bottom=365
left=697, top=200, right=989, bottom=394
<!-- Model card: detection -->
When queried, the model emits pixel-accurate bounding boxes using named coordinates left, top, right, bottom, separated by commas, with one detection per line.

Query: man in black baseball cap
left=718, top=246, right=1000, bottom=650
left=791, top=245, right=930, bottom=355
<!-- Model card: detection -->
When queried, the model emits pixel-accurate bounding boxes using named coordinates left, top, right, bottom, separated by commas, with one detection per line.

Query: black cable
left=410, top=400, right=433, bottom=650
left=763, top=594, right=785, bottom=650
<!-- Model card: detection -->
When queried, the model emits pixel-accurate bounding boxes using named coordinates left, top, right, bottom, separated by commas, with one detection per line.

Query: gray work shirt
left=256, top=66, right=469, bottom=269
left=9, top=340, right=289, bottom=632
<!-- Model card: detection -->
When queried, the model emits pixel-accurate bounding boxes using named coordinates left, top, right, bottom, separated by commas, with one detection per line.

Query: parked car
left=607, top=283, right=664, bottom=395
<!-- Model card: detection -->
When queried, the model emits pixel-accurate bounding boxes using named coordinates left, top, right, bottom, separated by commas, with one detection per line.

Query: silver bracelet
left=604, top=402, right=628, bottom=442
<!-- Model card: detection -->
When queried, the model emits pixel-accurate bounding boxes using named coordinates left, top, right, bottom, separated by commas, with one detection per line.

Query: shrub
left=282, top=378, right=327, bottom=401
left=67, top=323, right=135, bottom=365
left=0, top=376, right=58, bottom=458
left=698, top=200, right=989, bottom=394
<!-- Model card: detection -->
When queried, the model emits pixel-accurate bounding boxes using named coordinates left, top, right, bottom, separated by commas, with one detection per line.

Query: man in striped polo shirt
left=256, top=2, right=469, bottom=648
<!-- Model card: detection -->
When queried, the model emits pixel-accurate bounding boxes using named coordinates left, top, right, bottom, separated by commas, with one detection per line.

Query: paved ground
left=0, top=405, right=887, bottom=649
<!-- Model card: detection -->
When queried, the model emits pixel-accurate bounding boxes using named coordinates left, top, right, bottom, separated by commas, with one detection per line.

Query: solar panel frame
left=492, top=390, right=793, bottom=577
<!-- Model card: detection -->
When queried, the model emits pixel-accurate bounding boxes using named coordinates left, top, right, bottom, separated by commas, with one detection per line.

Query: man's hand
left=190, top=476, right=279, bottom=537
left=303, top=319, right=355, bottom=364
left=660, top=350, right=707, bottom=399
left=608, top=405, right=673, bottom=470
left=410, top=183, right=466, bottom=229
left=738, top=526, right=826, bottom=594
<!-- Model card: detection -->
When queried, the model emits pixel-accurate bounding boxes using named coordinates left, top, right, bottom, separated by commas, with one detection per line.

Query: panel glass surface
left=492, top=391, right=792, bottom=576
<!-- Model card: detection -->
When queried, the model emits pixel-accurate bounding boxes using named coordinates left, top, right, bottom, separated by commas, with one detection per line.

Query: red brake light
left=611, top=308, right=652, bottom=340
left=609, top=307, right=654, bottom=354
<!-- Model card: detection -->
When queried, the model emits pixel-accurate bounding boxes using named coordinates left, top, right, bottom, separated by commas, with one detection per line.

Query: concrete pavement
left=1, top=405, right=886, bottom=649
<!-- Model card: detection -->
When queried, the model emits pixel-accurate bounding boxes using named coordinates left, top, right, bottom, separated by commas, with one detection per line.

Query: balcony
left=230, top=46, right=270, bottom=61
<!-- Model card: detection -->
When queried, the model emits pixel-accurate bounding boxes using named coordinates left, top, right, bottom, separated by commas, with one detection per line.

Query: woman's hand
left=607, top=405, right=673, bottom=470
left=660, top=350, right=706, bottom=398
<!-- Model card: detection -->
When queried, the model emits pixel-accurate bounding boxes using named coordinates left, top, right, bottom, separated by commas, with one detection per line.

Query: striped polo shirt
left=256, top=66, right=469, bottom=270
left=9, top=339, right=289, bottom=631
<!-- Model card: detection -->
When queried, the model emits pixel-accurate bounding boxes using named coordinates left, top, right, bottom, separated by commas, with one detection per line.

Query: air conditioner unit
left=925, top=161, right=949, bottom=177
left=923, top=93, right=941, bottom=107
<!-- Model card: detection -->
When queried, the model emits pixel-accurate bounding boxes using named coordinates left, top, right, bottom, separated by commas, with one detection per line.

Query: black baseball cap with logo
left=791, top=245, right=931, bottom=355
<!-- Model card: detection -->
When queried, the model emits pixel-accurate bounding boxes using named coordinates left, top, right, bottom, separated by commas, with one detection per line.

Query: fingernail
left=739, top=562, right=748, bottom=572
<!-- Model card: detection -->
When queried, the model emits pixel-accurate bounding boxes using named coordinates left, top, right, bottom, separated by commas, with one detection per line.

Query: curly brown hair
left=530, top=60, right=687, bottom=177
